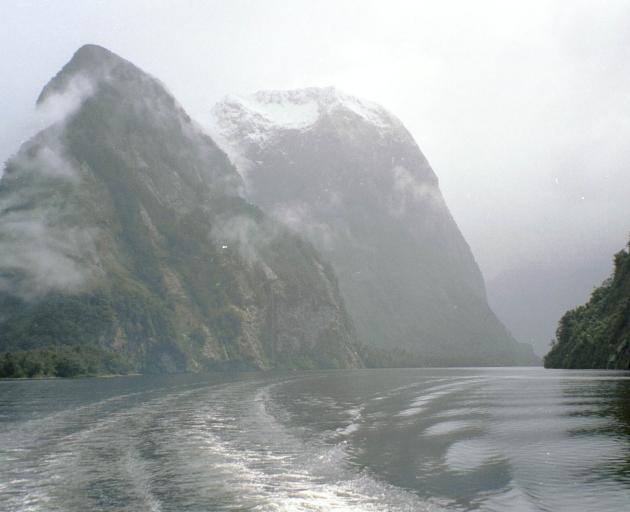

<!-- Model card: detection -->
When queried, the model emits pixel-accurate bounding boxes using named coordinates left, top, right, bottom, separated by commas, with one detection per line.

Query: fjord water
left=1, top=368, right=629, bottom=511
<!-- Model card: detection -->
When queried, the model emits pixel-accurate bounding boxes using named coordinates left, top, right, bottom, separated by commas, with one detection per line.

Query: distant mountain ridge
left=545, top=238, right=630, bottom=369
left=0, top=45, right=362, bottom=374
left=210, top=87, right=539, bottom=365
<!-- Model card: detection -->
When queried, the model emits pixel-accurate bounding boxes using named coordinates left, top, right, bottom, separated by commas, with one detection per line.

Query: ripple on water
left=423, top=420, right=482, bottom=437
left=474, top=485, right=539, bottom=512
left=431, top=407, right=486, bottom=419
left=444, top=438, right=503, bottom=473
left=395, top=379, right=486, bottom=420
left=4, top=369, right=630, bottom=511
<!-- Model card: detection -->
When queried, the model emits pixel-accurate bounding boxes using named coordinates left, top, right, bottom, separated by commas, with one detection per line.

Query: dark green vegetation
left=0, top=45, right=362, bottom=375
left=212, top=89, right=539, bottom=366
left=0, top=345, right=131, bottom=378
left=545, top=238, right=630, bottom=369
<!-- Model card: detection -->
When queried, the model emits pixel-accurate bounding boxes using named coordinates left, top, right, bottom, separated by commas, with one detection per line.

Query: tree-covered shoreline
left=545, top=238, right=630, bottom=369
left=0, top=345, right=133, bottom=378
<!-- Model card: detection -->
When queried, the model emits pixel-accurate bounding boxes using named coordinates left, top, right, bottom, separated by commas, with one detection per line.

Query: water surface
left=1, top=367, right=630, bottom=511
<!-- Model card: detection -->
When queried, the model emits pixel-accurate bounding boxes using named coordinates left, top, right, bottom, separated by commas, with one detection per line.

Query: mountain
left=544, top=238, right=630, bottom=369
left=0, top=45, right=362, bottom=375
left=209, top=87, right=539, bottom=366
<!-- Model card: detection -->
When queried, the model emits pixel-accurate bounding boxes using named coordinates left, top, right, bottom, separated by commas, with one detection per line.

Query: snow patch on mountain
left=207, top=87, right=397, bottom=185
left=209, top=87, right=393, bottom=147
left=242, top=91, right=320, bottom=130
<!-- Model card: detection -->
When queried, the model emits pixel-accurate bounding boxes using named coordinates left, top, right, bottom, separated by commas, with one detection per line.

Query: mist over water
left=2, top=368, right=630, bottom=511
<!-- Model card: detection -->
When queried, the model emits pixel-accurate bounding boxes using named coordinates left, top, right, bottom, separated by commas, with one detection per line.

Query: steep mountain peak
left=64, top=43, right=122, bottom=70
left=37, top=44, right=134, bottom=106
left=1, top=47, right=363, bottom=372
left=210, top=86, right=399, bottom=148
left=209, top=87, right=540, bottom=366
left=26, top=44, right=241, bottom=209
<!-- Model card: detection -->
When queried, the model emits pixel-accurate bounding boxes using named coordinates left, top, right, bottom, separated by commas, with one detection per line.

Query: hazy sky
left=2, top=0, right=630, bottom=353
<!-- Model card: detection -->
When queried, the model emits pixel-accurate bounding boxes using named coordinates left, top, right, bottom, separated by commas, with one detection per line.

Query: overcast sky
left=2, top=0, right=629, bottom=353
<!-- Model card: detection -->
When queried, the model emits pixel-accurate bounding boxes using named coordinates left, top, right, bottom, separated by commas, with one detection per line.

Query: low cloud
left=36, top=73, right=96, bottom=129
left=389, top=165, right=441, bottom=217
left=210, top=214, right=266, bottom=265
left=271, top=202, right=336, bottom=252
left=0, top=74, right=100, bottom=300
left=210, top=214, right=279, bottom=281
left=0, top=213, right=98, bottom=299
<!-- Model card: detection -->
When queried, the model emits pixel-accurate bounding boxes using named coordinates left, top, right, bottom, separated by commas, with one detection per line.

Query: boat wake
left=0, top=376, right=442, bottom=511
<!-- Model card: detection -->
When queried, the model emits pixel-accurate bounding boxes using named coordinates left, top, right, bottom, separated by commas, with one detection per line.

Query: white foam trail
left=177, top=381, right=442, bottom=511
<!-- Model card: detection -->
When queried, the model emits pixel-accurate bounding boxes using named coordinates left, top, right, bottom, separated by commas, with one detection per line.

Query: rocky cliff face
left=0, top=46, right=362, bottom=372
left=545, top=239, right=630, bottom=369
left=210, top=87, right=538, bottom=365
